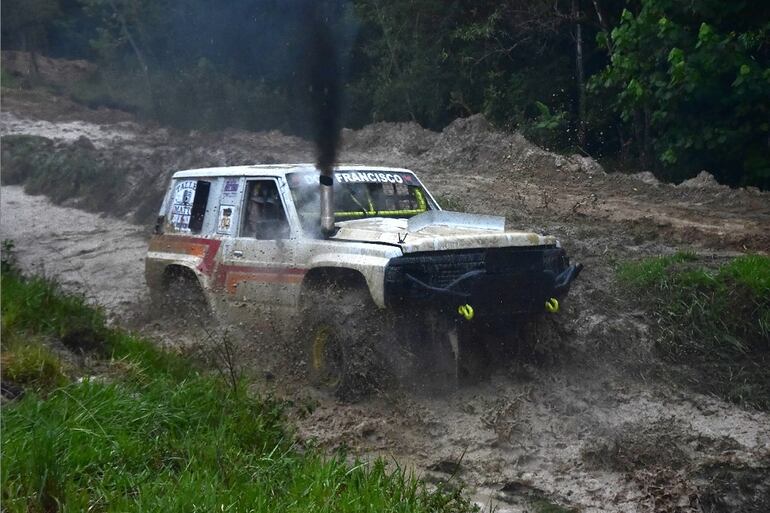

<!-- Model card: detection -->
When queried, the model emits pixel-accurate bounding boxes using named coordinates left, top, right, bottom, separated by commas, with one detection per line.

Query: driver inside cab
left=243, top=181, right=289, bottom=239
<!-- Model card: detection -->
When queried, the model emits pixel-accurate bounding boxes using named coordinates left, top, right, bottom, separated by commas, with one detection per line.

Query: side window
left=188, top=181, right=211, bottom=233
left=169, top=179, right=211, bottom=233
left=240, top=180, right=290, bottom=239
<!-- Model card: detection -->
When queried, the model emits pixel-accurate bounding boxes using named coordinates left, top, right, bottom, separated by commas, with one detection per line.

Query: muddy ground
left=1, top=85, right=769, bottom=512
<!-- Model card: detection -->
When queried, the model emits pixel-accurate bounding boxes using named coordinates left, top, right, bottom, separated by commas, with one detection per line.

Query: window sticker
left=170, top=180, right=197, bottom=231
left=222, top=178, right=240, bottom=200
left=217, top=205, right=235, bottom=234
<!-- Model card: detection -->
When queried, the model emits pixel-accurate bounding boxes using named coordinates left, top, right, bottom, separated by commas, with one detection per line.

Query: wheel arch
left=299, top=267, right=376, bottom=309
left=161, top=264, right=204, bottom=289
left=156, top=264, right=212, bottom=309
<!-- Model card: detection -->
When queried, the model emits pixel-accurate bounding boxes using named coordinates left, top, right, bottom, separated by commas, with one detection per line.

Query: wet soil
left=0, top=186, right=148, bottom=317
left=1, top=85, right=769, bottom=512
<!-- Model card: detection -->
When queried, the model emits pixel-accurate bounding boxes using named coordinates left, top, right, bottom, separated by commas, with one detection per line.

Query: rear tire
left=157, top=268, right=212, bottom=327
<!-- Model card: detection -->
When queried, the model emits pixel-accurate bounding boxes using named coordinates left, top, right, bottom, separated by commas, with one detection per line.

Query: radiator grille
left=385, top=246, right=561, bottom=290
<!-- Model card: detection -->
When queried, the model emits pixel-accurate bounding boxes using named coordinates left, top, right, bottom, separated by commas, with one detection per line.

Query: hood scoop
left=407, top=211, right=505, bottom=233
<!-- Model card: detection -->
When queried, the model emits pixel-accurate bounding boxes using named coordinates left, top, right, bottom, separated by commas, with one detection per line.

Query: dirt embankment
left=2, top=83, right=770, bottom=513
left=2, top=86, right=768, bottom=252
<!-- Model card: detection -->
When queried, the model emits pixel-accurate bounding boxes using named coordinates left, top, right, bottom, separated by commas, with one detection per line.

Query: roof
left=172, top=164, right=415, bottom=179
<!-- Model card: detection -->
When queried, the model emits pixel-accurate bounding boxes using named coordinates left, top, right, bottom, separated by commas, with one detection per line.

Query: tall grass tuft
left=618, top=253, right=770, bottom=409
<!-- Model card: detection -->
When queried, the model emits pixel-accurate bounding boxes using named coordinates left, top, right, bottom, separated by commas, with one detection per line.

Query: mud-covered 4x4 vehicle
left=146, top=164, right=581, bottom=397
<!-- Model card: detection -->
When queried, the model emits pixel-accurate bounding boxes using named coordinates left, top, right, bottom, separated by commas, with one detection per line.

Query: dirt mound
left=342, top=120, right=437, bottom=158
left=5, top=85, right=769, bottom=253
left=630, top=171, right=660, bottom=186
left=678, top=170, right=724, bottom=189
left=3, top=84, right=769, bottom=253
left=2, top=51, right=96, bottom=86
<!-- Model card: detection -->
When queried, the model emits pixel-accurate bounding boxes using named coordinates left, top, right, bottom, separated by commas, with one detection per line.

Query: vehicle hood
left=330, top=211, right=557, bottom=253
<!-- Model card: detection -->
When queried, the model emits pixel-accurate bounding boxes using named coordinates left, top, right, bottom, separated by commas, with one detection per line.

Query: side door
left=217, top=177, right=302, bottom=314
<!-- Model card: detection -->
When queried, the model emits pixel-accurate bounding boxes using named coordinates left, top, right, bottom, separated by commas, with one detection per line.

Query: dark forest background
left=2, top=0, right=769, bottom=187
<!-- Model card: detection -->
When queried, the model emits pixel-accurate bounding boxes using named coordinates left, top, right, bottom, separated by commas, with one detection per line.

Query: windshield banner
left=335, top=171, right=403, bottom=184
left=290, top=171, right=419, bottom=187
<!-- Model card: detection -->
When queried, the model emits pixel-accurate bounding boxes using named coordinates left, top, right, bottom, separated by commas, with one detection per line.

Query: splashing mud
left=2, top=86, right=769, bottom=512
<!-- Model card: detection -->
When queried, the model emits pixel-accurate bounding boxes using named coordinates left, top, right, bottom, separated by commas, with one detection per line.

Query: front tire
left=300, top=284, right=392, bottom=401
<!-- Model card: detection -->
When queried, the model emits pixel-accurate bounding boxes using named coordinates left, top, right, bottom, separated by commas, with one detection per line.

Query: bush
left=1, top=268, right=107, bottom=349
left=1, top=265, right=190, bottom=381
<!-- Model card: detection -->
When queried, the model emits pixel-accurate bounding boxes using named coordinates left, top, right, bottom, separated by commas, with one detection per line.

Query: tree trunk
left=573, top=0, right=587, bottom=148
left=591, top=0, right=613, bottom=52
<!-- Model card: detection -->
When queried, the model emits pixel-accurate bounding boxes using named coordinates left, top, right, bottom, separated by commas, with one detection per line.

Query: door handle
left=232, top=250, right=243, bottom=258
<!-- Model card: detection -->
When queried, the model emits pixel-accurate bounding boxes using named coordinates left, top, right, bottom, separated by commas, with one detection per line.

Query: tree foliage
left=1, top=0, right=768, bottom=187
left=592, top=0, right=770, bottom=186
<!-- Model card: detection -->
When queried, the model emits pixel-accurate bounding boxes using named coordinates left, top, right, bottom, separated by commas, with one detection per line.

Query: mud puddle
left=0, top=111, right=138, bottom=148
left=0, top=186, right=148, bottom=318
left=291, top=365, right=770, bottom=513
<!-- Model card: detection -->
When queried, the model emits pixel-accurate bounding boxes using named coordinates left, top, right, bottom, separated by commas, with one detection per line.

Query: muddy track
left=2, top=88, right=769, bottom=512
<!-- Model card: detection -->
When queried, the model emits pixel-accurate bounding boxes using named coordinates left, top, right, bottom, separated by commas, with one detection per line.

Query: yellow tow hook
left=545, top=297, right=559, bottom=313
left=458, top=304, right=475, bottom=321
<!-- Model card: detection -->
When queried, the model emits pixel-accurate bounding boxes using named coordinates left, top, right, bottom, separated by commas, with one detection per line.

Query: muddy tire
left=156, top=267, right=212, bottom=327
left=300, top=284, right=392, bottom=402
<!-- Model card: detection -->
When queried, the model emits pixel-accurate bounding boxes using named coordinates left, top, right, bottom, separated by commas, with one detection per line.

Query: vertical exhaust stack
left=305, top=5, right=342, bottom=237
left=319, top=173, right=335, bottom=234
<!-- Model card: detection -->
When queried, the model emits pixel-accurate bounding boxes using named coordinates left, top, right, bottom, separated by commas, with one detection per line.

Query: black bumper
left=384, top=246, right=582, bottom=317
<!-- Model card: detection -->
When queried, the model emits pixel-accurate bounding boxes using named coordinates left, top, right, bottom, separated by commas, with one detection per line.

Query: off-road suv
left=146, top=164, right=582, bottom=396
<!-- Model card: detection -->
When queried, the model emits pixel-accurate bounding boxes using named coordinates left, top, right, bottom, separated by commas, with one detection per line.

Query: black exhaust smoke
left=302, top=4, right=342, bottom=236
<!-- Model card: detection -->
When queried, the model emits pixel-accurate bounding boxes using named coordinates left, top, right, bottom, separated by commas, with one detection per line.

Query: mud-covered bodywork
left=146, top=164, right=581, bottom=325
left=328, top=210, right=582, bottom=316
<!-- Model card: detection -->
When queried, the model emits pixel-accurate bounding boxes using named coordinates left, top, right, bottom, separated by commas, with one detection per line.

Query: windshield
left=287, top=170, right=435, bottom=233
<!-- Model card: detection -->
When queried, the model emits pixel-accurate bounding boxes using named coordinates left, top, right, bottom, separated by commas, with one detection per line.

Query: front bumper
left=384, top=246, right=582, bottom=317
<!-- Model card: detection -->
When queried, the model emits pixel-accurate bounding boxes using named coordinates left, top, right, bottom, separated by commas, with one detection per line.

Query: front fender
left=306, top=252, right=397, bottom=308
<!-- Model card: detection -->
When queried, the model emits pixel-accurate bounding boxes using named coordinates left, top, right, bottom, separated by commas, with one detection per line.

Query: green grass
left=617, top=252, right=770, bottom=408
left=2, top=267, right=106, bottom=343
left=2, top=380, right=473, bottom=512
left=1, top=253, right=477, bottom=513
left=0, top=336, right=69, bottom=391
left=616, top=250, right=699, bottom=288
